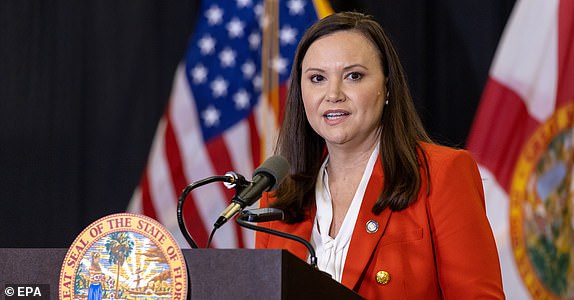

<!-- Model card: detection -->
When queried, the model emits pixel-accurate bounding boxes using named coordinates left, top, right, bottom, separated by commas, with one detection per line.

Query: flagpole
left=261, top=0, right=280, bottom=163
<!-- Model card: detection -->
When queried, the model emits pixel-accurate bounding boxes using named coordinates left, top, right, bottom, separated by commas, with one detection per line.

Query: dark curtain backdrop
left=0, top=0, right=514, bottom=247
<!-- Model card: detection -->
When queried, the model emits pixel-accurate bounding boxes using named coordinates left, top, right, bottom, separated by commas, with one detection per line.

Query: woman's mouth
left=324, top=111, right=350, bottom=120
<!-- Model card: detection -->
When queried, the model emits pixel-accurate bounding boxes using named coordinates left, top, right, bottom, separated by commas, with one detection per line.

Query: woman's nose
left=325, top=80, right=345, bottom=103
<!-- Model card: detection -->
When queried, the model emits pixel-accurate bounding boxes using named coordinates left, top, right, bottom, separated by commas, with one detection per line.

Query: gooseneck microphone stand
left=236, top=209, right=319, bottom=268
left=177, top=172, right=248, bottom=249
left=177, top=169, right=320, bottom=270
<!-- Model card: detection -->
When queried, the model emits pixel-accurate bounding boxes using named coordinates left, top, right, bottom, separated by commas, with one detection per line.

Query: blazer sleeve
left=427, top=149, right=505, bottom=298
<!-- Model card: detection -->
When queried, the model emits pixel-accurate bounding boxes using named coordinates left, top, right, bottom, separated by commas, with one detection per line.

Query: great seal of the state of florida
left=59, top=213, right=188, bottom=300
left=510, top=103, right=574, bottom=299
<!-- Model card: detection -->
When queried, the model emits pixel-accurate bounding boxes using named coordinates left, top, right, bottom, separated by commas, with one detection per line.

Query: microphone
left=214, top=155, right=289, bottom=229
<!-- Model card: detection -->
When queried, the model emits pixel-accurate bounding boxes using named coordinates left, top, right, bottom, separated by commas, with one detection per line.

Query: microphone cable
left=206, top=227, right=218, bottom=248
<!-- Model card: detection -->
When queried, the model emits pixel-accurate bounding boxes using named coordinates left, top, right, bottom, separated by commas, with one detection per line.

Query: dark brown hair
left=273, top=12, right=432, bottom=222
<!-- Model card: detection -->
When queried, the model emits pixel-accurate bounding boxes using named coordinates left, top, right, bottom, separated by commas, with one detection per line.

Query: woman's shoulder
left=419, top=142, right=478, bottom=170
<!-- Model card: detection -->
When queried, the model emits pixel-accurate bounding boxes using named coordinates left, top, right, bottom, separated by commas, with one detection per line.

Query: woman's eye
left=346, top=72, right=362, bottom=80
left=310, top=74, right=325, bottom=83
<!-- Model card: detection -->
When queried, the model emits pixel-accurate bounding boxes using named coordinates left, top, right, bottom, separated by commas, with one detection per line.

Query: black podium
left=0, top=248, right=363, bottom=299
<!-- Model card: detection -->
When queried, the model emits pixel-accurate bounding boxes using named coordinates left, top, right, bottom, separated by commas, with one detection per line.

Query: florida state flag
left=467, top=0, right=574, bottom=298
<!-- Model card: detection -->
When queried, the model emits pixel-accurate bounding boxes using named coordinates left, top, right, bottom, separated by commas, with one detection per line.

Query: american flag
left=128, top=0, right=331, bottom=248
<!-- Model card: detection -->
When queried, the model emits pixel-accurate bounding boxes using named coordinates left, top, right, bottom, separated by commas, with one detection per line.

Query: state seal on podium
left=58, top=213, right=188, bottom=299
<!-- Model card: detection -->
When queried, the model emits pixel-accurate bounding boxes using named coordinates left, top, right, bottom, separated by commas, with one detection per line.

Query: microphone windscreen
left=253, top=155, right=289, bottom=190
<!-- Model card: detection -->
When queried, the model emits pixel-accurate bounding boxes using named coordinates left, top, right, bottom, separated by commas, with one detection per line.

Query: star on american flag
left=185, top=0, right=317, bottom=142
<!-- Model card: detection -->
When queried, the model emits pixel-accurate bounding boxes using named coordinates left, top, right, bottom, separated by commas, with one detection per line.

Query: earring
left=385, top=90, right=390, bottom=105
left=385, top=100, right=389, bottom=105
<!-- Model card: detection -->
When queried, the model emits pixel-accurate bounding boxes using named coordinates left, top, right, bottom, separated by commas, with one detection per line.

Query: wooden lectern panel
left=184, top=249, right=363, bottom=299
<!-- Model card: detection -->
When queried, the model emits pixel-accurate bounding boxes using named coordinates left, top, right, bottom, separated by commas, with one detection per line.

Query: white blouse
left=310, top=145, right=379, bottom=282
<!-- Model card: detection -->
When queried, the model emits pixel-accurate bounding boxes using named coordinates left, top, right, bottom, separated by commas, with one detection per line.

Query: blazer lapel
left=341, top=158, right=392, bottom=290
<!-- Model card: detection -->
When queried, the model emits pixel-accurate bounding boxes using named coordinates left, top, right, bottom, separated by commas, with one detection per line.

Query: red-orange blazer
left=256, top=143, right=505, bottom=299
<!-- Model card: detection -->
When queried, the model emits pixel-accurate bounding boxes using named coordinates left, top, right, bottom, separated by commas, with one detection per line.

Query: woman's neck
left=325, top=140, right=378, bottom=174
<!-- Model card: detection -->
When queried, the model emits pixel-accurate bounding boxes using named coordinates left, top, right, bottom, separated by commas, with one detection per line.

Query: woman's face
left=301, top=30, right=386, bottom=151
